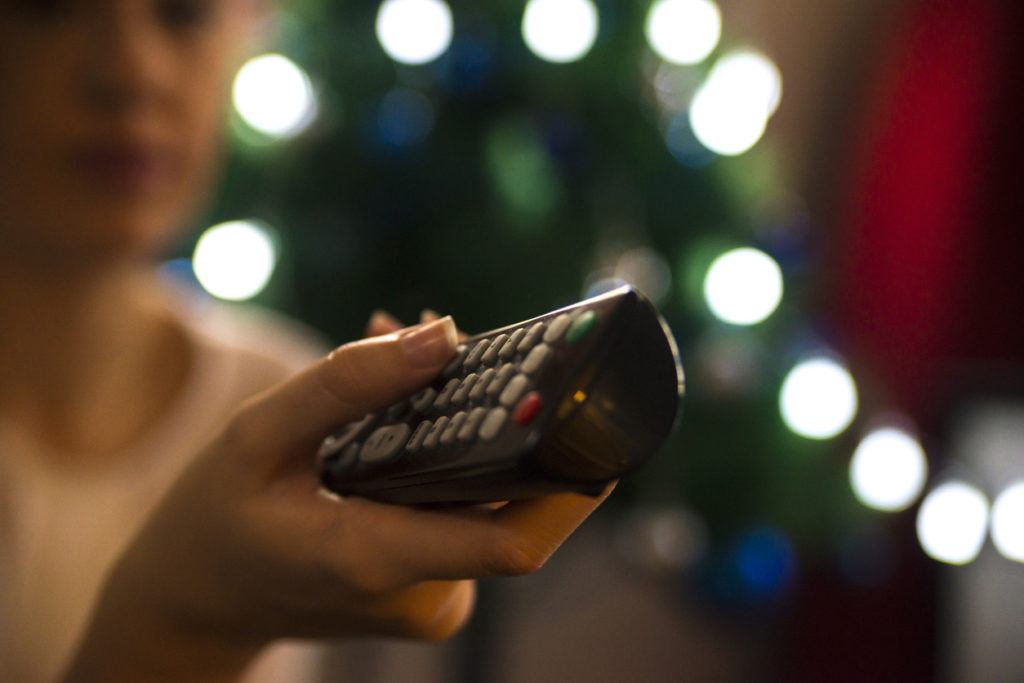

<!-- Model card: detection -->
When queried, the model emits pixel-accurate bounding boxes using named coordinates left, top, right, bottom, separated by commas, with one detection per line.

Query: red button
left=513, top=391, right=543, bottom=425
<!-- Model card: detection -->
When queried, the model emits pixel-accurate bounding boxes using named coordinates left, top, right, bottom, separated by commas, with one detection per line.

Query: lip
left=67, top=141, right=176, bottom=195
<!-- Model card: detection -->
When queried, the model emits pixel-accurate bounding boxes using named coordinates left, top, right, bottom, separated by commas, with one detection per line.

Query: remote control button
left=566, top=310, right=598, bottom=343
left=410, top=387, right=437, bottom=413
left=470, top=368, right=495, bottom=401
left=459, top=407, right=488, bottom=441
left=434, top=378, right=460, bottom=411
left=441, top=412, right=468, bottom=446
left=521, top=344, right=552, bottom=375
left=423, top=416, right=450, bottom=449
left=323, top=441, right=361, bottom=479
left=405, top=420, right=432, bottom=453
left=481, top=334, right=508, bottom=366
left=451, top=373, right=478, bottom=405
left=501, top=328, right=527, bottom=360
left=499, top=373, right=530, bottom=407
left=463, top=340, right=488, bottom=370
left=486, top=364, right=517, bottom=398
left=360, top=424, right=411, bottom=464
left=518, top=322, right=546, bottom=354
left=442, top=344, right=469, bottom=377
left=543, top=314, right=573, bottom=343
left=513, top=391, right=543, bottom=425
left=319, top=413, right=376, bottom=460
left=479, top=407, right=508, bottom=441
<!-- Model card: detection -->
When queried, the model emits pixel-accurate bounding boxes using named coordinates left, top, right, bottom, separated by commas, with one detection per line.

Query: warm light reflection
left=779, top=357, right=858, bottom=439
left=689, top=49, right=782, bottom=156
left=917, top=481, right=989, bottom=565
left=376, top=0, right=454, bottom=65
left=233, top=54, right=317, bottom=139
left=703, top=247, right=782, bottom=325
left=849, top=427, right=928, bottom=512
left=522, top=0, right=599, bottom=64
left=991, top=482, right=1024, bottom=563
left=645, top=0, right=721, bottom=65
left=193, top=221, right=278, bottom=301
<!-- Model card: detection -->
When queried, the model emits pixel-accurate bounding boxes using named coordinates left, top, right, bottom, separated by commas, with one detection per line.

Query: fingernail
left=369, top=309, right=402, bottom=329
left=399, top=316, right=457, bottom=369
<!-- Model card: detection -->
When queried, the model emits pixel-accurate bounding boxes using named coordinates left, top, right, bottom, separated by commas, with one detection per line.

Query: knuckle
left=318, top=345, right=377, bottom=412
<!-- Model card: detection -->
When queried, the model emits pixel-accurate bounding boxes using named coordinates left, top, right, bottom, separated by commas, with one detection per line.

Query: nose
left=79, top=4, right=171, bottom=113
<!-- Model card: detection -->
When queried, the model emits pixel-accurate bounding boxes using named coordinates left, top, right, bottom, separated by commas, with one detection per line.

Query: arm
left=63, top=316, right=609, bottom=682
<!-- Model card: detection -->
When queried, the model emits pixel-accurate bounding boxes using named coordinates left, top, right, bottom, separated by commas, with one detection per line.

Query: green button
left=566, top=310, right=598, bottom=343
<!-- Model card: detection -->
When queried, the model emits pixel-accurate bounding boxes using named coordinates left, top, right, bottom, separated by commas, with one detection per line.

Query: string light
left=991, top=482, right=1024, bottom=563
left=703, top=247, right=783, bottom=325
left=233, top=54, right=317, bottom=139
left=689, top=49, right=781, bottom=156
left=917, top=481, right=989, bottom=565
left=645, top=0, right=721, bottom=65
left=779, top=357, right=858, bottom=439
left=193, top=221, right=278, bottom=302
left=522, top=0, right=600, bottom=63
left=849, top=427, right=928, bottom=512
left=376, top=0, right=454, bottom=65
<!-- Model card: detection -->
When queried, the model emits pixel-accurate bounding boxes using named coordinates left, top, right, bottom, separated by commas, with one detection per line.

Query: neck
left=0, top=252, right=192, bottom=461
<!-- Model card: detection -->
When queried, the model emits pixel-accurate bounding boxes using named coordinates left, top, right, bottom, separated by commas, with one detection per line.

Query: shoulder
left=174, top=294, right=332, bottom=391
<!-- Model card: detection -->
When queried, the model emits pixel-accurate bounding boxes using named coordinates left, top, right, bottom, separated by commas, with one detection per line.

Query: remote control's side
left=318, top=286, right=683, bottom=505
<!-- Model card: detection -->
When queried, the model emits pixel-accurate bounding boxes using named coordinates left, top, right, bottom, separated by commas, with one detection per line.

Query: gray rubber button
left=499, top=374, right=530, bottom=407
left=463, top=340, right=488, bottom=369
left=405, top=420, right=432, bottom=453
left=360, top=424, right=411, bottom=464
left=434, top=378, right=460, bottom=411
left=451, top=373, right=478, bottom=405
left=517, top=322, right=546, bottom=354
left=479, top=408, right=508, bottom=441
left=411, top=387, right=437, bottom=413
left=500, top=328, right=527, bottom=360
left=486, top=364, right=517, bottom=398
left=521, top=344, right=553, bottom=375
left=441, top=412, right=468, bottom=446
left=423, top=416, right=450, bottom=449
left=459, top=407, right=488, bottom=441
left=470, top=368, right=495, bottom=401
left=481, top=334, right=508, bottom=366
left=543, top=314, right=573, bottom=343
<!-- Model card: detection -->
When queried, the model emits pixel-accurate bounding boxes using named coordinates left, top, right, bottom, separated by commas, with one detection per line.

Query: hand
left=64, top=316, right=610, bottom=682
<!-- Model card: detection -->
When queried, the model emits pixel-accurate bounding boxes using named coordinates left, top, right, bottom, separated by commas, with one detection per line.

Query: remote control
left=318, top=285, right=684, bottom=505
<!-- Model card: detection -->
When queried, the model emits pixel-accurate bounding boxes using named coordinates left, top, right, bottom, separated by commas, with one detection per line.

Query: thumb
left=232, top=316, right=458, bottom=465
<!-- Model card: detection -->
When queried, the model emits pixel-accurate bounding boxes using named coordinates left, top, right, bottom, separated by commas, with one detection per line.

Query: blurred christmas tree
left=175, top=0, right=899, bottom=606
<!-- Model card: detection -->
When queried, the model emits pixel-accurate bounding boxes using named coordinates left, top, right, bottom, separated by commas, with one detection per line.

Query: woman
left=0, top=1, right=608, bottom=680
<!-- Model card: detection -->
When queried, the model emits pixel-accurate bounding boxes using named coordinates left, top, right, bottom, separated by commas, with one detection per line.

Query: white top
left=0, top=297, right=327, bottom=683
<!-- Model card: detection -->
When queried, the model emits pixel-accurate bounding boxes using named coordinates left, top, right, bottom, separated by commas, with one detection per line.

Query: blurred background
left=165, top=0, right=1024, bottom=681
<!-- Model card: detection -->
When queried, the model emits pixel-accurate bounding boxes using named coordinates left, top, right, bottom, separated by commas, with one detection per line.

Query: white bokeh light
left=522, top=0, right=599, bottom=64
left=193, top=221, right=278, bottom=301
left=233, top=54, right=317, bottom=139
left=917, top=481, right=989, bottom=565
left=376, top=0, right=454, bottom=65
left=850, top=427, right=929, bottom=512
left=703, top=247, right=783, bottom=325
left=689, top=49, right=782, bottom=156
left=991, top=482, right=1024, bottom=563
left=645, top=0, right=721, bottom=65
left=779, top=357, right=858, bottom=439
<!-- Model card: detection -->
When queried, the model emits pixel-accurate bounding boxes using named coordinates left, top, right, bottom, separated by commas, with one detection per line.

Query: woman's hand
left=64, top=316, right=610, bottom=682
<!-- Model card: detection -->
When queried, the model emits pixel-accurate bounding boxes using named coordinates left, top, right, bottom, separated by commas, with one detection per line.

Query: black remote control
left=317, top=286, right=684, bottom=505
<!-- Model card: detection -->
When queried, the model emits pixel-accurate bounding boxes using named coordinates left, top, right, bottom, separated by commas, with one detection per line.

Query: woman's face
left=0, top=0, right=259, bottom=264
